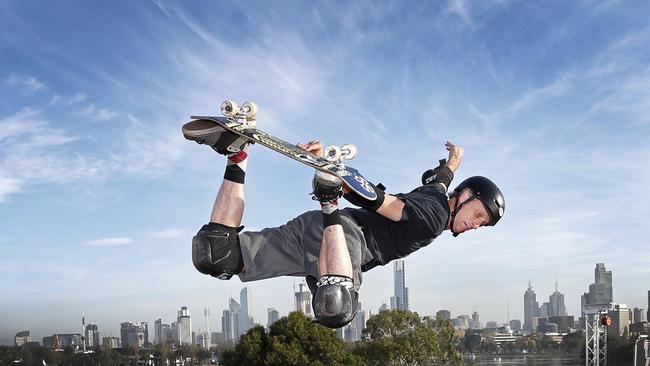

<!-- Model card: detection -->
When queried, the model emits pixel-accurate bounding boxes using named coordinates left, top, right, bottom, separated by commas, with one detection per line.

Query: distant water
left=463, top=354, right=582, bottom=365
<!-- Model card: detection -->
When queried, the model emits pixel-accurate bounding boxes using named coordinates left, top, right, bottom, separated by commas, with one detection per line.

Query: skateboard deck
left=185, top=114, right=377, bottom=201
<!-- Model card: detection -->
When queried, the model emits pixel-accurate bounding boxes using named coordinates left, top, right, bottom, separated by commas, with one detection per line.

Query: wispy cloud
left=150, top=228, right=185, bottom=239
left=446, top=0, right=473, bottom=25
left=86, top=237, right=132, bottom=246
left=6, top=74, right=45, bottom=93
left=0, top=175, right=21, bottom=202
left=82, top=103, right=119, bottom=121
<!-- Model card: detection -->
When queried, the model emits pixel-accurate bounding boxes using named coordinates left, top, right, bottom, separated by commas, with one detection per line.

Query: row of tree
left=221, top=310, right=461, bottom=366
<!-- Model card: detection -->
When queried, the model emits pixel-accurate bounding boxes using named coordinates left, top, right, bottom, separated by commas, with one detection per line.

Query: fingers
left=296, top=140, right=324, bottom=155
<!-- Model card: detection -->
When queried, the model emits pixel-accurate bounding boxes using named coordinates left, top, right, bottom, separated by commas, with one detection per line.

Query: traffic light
left=600, top=315, right=609, bottom=326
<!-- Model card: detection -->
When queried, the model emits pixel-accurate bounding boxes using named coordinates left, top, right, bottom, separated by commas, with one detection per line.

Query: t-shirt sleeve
left=397, top=185, right=449, bottom=240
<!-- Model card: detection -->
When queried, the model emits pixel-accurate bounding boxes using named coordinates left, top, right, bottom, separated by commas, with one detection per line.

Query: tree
left=353, top=309, right=461, bottom=365
left=221, top=311, right=360, bottom=366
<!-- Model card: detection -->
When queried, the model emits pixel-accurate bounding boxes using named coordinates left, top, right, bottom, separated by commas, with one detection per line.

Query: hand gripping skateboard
left=183, top=100, right=377, bottom=201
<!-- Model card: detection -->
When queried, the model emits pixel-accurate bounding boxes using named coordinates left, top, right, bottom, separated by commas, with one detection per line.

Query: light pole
left=634, top=335, right=648, bottom=366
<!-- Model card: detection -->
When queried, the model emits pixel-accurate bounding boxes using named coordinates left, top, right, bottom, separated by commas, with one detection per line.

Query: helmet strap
left=450, top=194, right=477, bottom=237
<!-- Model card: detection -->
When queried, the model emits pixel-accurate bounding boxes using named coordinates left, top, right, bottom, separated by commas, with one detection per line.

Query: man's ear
left=458, top=188, right=474, bottom=202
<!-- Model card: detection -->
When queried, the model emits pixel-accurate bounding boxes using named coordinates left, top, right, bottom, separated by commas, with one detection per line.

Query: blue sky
left=1, top=0, right=649, bottom=343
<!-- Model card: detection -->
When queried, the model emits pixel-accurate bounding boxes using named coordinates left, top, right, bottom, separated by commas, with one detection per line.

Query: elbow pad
left=343, top=182, right=385, bottom=211
left=421, top=159, right=454, bottom=190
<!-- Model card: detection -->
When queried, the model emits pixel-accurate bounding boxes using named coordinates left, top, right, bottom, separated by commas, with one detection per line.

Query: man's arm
left=298, top=140, right=464, bottom=222
left=357, top=141, right=464, bottom=222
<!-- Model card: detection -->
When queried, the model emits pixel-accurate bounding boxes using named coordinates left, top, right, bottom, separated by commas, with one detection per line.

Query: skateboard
left=183, top=100, right=377, bottom=201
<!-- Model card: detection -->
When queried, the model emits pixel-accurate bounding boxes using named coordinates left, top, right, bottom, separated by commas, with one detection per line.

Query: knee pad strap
left=192, top=222, right=243, bottom=279
left=313, top=275, right=358, bottom=328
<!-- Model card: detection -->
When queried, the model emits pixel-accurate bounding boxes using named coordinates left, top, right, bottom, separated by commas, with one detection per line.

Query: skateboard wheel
left=341, top=144, right=357, bottom=160
left=221, top=100, right=239, bottom=117
left=325, top=145, right=341, bottom=162
left=241, top=101, right=258, bottom=119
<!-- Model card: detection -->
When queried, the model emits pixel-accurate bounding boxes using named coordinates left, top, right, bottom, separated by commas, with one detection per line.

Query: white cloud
left=82, top=104, right=119, bottom=121
left=150, top=228, right=185, bottom=239
left=447, top=0, right=473, bottom=25
left=86, top=237, right=132, bottom=246
left=7, top=74, right=45, bottom=93
left=0, top=175, right=22, bottom=202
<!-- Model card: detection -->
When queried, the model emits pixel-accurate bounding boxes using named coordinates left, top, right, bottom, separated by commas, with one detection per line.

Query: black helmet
left=452, top=176, right=505, bottom=226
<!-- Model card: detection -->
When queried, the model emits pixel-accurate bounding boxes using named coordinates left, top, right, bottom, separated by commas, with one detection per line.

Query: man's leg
left=184, top=120, right=251, bottom=279
left=311, top=171, right=358, bottom=328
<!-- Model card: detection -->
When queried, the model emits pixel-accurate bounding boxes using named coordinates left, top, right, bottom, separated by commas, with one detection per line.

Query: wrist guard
left=421, top=159, right=454, bottom=189
left=343, top=182, right=385, bottom=211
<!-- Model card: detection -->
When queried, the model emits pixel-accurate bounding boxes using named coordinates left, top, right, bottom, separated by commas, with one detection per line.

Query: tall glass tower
left=523, top=281, right=539, bottom=332
left=390, top=259, right=408, bottom=311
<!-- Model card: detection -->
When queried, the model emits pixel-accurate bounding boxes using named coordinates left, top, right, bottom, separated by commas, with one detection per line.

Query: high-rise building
left=470, top=311, right=481, bottom=329
left=647, top=290, right=649, bottom=323
left=582, top=263, right=613, bottom=308
left=295, top=282, right=312, bottom=315
left=239, top=287, right=253, bottom=336
left=229, top=298, right=241, bottom=338
left=170, top=322, right=179, bottom=343
left=177, top=307, right=192, bottom=345
left=632, top=308, right=645, bottom=324
left=452, top=315, right=470, bottom=329
left=162, top=324, right=171, bottom=344
left=154, top=319, right=163, bottom=345
left=120, top=322, right=146, bottom=348
left=267, top=308, right=279, bottom=328
left=523, top=281, right=540, bottom=332
left=222, top=310, right=233, bottom=343
left=509, top=319, right=522, bottom=332
left=549, top=282, right=567, bottom=317
left=390, top=259, right=408, bottom=311
left=102, top=337, right=120, bottom=349
left=540, top=302, right=550, bottom=318
left=436, top=310, right=451, bottom=320
left=608, top=304, right=632, bottom=336
left=14, top=331, right=31, bottom=346
left=84, top=324, right=100, bottom=347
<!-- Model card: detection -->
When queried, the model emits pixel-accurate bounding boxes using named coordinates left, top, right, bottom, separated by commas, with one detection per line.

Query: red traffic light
left=600, top=315, right=612, bottom=326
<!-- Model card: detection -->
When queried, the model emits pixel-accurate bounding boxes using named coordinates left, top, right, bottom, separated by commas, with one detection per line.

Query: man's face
left=453, top=197, right=490, bottom=234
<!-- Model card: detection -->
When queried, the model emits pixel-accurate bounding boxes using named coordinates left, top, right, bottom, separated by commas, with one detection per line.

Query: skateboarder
left=186, top=121, right=505, bottom=328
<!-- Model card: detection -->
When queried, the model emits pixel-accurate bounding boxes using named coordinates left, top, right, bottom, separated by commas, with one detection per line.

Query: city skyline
left=2, top=1, right=649, bottom=343
left=3, top=265, right=648, bottom=345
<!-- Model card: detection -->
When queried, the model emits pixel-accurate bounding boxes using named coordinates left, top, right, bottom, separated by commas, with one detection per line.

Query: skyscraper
left=632, top=308, right=645, bottom=324
left=295, top=282, right=312, bottom=315
left=222, top=310, right=233, bottom=343
left=226, top=298, right=240, bottom=341
left=523, top=281, right=540, bottom=332
left=154, top=319, right=163, bottom=345
left=84, top=324, right=99, bottom=347
left=177, top=307, right=192, bottom=345
left=120, top=322, right=146, bottom=348
left=549, top=282, right=567, bottom=317
left=267, top=308, right=279, bottom=328
left=390, top=259, right=408, bottom=311
left=582, top=263, right=613, bottom=307
left=647, top=290, right=649, bottom=324
left=239, top=287, right=253, bottom=336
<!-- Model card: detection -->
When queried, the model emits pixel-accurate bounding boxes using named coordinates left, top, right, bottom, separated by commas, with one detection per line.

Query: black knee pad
left=312, top=275, right=358, bottom=328
left=192, top=222, right=243, bottom=280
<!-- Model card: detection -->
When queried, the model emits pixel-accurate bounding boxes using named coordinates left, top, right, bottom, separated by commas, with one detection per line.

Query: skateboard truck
left=324, top=144, right=357, bottom=167
left=220, top=99, right=258, bottom=128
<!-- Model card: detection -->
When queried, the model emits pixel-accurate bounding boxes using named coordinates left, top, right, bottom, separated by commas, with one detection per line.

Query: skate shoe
left=182, top=119, right=254, bottom=155
left=312, top=170, right=343, bottom=203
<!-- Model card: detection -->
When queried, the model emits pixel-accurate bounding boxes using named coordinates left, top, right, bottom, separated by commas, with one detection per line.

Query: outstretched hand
left=296, top=140, right=324, bottom=157
left=445, top=141, right=464, bottom=172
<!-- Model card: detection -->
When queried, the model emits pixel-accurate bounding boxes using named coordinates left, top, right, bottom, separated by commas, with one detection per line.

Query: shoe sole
left=182, top=119, right=225, bottom=140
